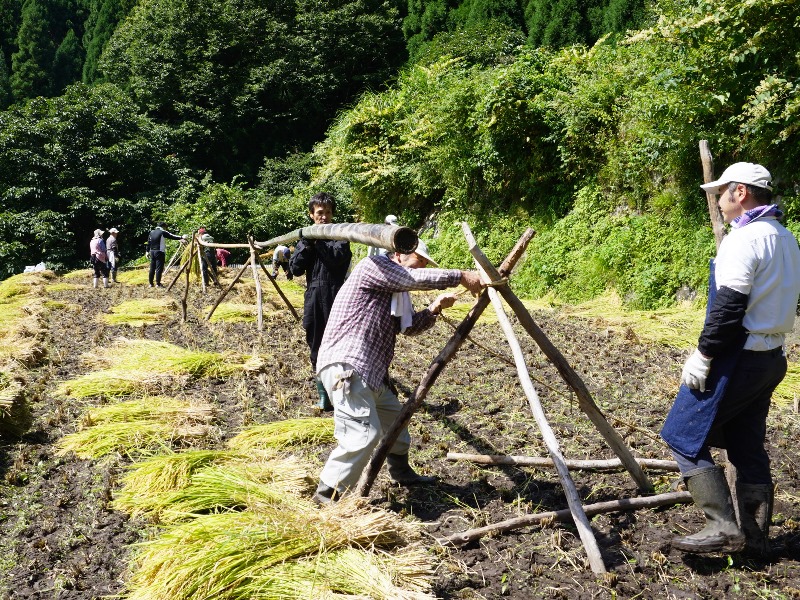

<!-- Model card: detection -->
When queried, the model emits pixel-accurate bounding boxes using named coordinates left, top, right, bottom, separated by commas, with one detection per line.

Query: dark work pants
left=673, top=348, right=787, bottom=484
left=149, top=250, right=165, bottom=285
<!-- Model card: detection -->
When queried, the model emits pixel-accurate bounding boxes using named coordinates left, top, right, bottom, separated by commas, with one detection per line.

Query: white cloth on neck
left=391, top=291, right=413, bottom=332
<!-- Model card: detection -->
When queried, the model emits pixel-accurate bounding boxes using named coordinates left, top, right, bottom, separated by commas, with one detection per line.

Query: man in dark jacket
left=147, top=222, right=186, bottom=288
left=289, top=193, right=352, bottom=411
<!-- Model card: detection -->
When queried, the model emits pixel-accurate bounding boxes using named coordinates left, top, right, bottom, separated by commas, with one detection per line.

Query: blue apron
left=660, top=260, right=746, bottom=458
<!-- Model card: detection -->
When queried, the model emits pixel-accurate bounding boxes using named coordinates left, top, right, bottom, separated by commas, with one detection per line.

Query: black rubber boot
left=312, top=482, right=338, bottom=506
left=315, top=379, right=333, bottom=412
left=737, top=482, right=773, bottom=558
left=672, top=466, right=745, bottom=554
left=387, top=453, right=437, bottom=486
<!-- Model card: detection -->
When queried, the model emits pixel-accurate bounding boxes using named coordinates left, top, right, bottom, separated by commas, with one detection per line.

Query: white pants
left=107, top=250, right=116, bottom=268
left=318, top=363, right=410, bottom=493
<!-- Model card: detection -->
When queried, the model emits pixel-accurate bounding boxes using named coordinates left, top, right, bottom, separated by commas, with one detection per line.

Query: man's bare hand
left=429, top=292, right=458, bottom=314
left=459, top=271, right=484, bottom=296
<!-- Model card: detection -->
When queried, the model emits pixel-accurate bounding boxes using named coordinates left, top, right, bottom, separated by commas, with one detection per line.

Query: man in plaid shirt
left=313, top=239, right=483, bottom=503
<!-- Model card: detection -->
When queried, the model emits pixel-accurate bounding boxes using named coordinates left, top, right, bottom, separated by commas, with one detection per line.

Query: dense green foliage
left=0, top=0, right=798, bottom=309
left=0, top=83, right=178, bottom=275
left=99, top=0, right=407, bottom=181
left=314, top=0, right=800, bottom=307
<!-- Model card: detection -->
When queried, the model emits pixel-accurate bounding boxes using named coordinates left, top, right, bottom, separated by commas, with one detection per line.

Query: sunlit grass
left=125, top=500, right=428, bottom=600
left=56, top=338, right=264, bottom=398
left=226, top=418, right=335, bottom=453
left=113, top=450, right=312, bottom=521
left=101, top=298, right=176, bottom=327
left=56, top=397, right=217, bottom=459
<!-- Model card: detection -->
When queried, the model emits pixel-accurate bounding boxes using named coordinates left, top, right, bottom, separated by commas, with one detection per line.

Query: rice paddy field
left=0, top=261, right=799, bottom=599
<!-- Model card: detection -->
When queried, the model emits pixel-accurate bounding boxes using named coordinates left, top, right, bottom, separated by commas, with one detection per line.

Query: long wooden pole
left=355, top=229, right=535, bottom=497
left=180, top=237, right=194, bottom=321
left=437, top=491, right=693, bottom=547
left=447, top=452, right=680, bottom=472
left=254, top=222, right=419, bottom=254
left=166, top=246, right=190, bottom=291
left=206, top=256, right=253, bottom=321
left=464, top=223, right=606, bottom=573
left=248, top=237, right=264, bottom=331
left=461, top=224, right=653, bottom=493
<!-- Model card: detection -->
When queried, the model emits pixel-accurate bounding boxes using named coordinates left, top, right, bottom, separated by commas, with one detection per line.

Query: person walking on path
left=289, top=193, right=352, bottom=411
left=89, top=229, right=110, bottom=289
left=147, top=222, right=186, bottom=288
left=106, top=227, right=120, bottom=283
left=661, top=162, right=800, bottom=556
left=271, top=244, right=293, bottom=279
left=312, top=239, right=483, bottom=504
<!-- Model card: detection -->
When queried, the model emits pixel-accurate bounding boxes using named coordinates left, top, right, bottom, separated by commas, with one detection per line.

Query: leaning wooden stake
left=462, top=225, right=653, bottom=493
left=355, top=229, right=536, bottom=498
left=437, top=491, right=693, bottom=547
left=447, top=452, right=680, bottom=472
left=206, top=256, right=253, bottom=321
left=254, top=256, right=300, bottom=321
left=248, top=237, right=264, bottom=331
left=166, top=245, right=191, bottom=292
left=464, top=223, right=605, bottom=573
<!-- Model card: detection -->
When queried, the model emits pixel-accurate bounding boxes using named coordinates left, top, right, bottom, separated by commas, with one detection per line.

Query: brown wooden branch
left=700, top=140, right=725, bottom=251
left=354, top=229, right=536, bottom=497
left=247, top=237, right=264, bottom=331
left=205, top=256, right=253, bottom=321
left=436, top=491, right=693, bottom=547
left=463, top=229, right=653, bottom=493
left=447, top=452, right=679, bottom=472
left=463, top=222, right=605, bottom=573
left=254, top=255, right=300, bottom=321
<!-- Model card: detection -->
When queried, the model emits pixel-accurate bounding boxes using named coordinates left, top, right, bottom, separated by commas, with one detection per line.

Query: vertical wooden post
left=181, top=237, right=194, bottom=321
left=700, top=140, right=725, bottom=251
left=248, top=236, right=264, bottom=331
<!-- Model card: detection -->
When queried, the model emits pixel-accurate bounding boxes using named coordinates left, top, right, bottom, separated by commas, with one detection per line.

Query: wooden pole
left=163, top=243, right=183, bottom=273
left=254, top=222, right=419, bottom=254
left=206, top=256, right=253, bottom=321
left=180, top=237, right=194, bottom=321
left=464, top=223, right=606, bottom=573
left=700, top=140, right=725, bottom=251
left=254, top=255, right=300, bottom=321
left=461, top=223, right=653, bottom=493
left=197, top=237, right=207, bottom=294
left=166, top=246, right=190, bottom=292
left=437, top=491, right=693, bottom=547
left=248, top=236, right=264, bottom=331
left=355, top=229, right=535, bottom=498
left=448, top=452, right=679, bottom=471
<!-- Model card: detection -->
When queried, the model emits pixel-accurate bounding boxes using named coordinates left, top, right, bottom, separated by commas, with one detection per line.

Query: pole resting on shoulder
left=253, top=223, right=419, bottom=254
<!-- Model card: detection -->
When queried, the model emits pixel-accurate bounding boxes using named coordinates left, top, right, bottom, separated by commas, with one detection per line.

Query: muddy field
left=1, top=266, right=799, bottom=599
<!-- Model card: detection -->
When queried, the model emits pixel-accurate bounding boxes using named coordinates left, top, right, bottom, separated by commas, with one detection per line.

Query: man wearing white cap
left=312, top=238, right=483, bottom=503
left=662, top=163, right=800, bottom=556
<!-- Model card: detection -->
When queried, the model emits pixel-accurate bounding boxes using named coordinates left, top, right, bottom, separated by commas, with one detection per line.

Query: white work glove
left=681, top=349, right=712, bottom=392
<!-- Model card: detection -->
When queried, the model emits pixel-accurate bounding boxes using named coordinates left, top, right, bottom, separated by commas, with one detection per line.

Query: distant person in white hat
left=662, top=162, right=800, bottom=557
left=311, top=237, right=483, bottom=504
left=106, top=227, right=120, bottom=283
left=367, top=214, right=400, bottom=257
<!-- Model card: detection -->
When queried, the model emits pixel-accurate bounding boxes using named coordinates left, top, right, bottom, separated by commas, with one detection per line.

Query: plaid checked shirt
left=316, top=254, right=462, bottom=390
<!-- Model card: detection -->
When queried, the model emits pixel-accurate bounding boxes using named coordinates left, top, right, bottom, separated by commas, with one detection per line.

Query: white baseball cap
left=385, top=214, right=398, bottom=225
left=413, top=239, right=438, bottom=268
left=700, top=162, right=772, bottom=194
